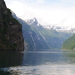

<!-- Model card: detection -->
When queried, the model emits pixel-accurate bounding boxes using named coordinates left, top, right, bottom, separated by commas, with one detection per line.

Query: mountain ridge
left=12, top=12, right=74, bottom=50
left=26, top=18, right=75, bottom=33
left=25, top=18, right=73, bottom=49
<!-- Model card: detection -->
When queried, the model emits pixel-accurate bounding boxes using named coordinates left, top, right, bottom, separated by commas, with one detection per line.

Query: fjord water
left=0, top=49, right=75, bottom=75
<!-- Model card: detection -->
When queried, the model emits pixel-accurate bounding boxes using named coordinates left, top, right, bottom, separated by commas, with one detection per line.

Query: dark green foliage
left=0, top=8, right=22, bottom=50
left=0, top=9, right=11, bottom=49
left=0, top=0, right=24, bottom=51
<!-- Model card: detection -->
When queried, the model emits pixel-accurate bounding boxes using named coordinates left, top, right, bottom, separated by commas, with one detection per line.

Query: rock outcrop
left=0, top=0, right=24, bottom=50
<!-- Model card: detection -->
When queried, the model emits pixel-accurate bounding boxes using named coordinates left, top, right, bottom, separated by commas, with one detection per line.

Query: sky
left=4, top=0, right=75, bottom=27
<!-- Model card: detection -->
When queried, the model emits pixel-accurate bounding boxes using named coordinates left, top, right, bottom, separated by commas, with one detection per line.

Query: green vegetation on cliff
left=0, top=9, right=19, bottom=49
left=0, top=0, right=24, bottom=50
left=62, top=34, right=75, bottom=50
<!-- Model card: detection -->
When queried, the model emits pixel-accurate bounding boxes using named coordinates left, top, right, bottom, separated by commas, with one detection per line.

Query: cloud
left=6, top=0, right=75, bottom=27
left=36, top=0, right=45, bottom=4
left=62, top=0, right=69, bottom=2
left=62, top=0, right=75, bottom=3
left=7, top=1, right=26, bottom=16
left=7, top=1, right=36, bottom=18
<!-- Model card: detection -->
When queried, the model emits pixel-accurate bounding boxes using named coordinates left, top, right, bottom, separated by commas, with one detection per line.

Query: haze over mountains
left=25, top=17, right=75, bottom=50
left=14, top=15, right=73, bottom=50
left=4, top=0, right=75, bottom=28
left=0, top=0, right=75, bottom=50
left=0, top=0, right=74, bottom=50
left=26, top=17, right=75, bottom=33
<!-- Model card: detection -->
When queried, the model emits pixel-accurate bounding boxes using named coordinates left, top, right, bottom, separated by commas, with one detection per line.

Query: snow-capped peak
left=43, top=25, right=75, bottom=33
left=26, top=17, right=40, bottom=26
left=26, top=17, right=75, bottom=33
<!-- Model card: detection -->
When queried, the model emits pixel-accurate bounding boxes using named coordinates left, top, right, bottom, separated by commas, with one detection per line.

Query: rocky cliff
left=0, top=0, right=24, bottom=50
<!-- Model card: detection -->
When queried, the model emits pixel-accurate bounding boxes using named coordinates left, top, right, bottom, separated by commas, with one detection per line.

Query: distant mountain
left=26, top=18, right=73, bottom=49
left=12, top=14, right=49, bottom=50
left=26, top=18, right=75, bottom=33
left=12, top=11, right=74, bottom=50
left=26, top=18, right=39, bottom=26
left=62, top=34, right=75, bottom=50
left=43, top=25, right=75, bottom=33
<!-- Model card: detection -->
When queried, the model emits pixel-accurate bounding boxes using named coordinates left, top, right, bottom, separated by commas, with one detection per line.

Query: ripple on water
left=1, top=65, right=75, bottom=75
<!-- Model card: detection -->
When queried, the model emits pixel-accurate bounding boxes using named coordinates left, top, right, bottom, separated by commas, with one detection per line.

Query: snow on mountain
left=43, top=25, right=75, bottom=33
left=26, top=17, right=40, bottom=26
left=26, top=18, right=75, bottom=33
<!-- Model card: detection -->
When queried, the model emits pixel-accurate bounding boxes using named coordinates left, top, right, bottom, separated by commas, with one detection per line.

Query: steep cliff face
left=0, top=0, right=24, bottom=50
left=18, top=18, right=49, bottom=49
left=12, top=12, right=49, bottom=49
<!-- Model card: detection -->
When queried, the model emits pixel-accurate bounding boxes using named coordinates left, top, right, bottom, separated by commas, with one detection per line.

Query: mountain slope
left=12, top=13, right=73, bottom=50
left=62, top=34, right=75, bottom=50
left=26, top=18, right=73, bottom=49
left=18, top=18, right=49, bottom=49
left=0, top=0, right=24, bottom=50
left=12, top=14, right=49, bottom=49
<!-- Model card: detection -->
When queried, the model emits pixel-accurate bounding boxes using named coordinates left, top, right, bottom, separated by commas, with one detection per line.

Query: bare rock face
left=0, top=0, right=24, bottom=50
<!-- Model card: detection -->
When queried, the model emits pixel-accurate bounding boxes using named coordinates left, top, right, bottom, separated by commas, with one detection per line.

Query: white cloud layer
left=5, top=0, right=75, bottom=27
left=36, top=0, right=45, bottom=4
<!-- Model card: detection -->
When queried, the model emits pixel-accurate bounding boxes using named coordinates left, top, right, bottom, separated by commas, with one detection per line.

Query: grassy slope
left=62, top=34, right=75, bottom=50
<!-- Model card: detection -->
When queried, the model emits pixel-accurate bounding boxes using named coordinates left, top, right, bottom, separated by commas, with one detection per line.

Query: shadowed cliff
left=0, top=0, right=24, bottom=50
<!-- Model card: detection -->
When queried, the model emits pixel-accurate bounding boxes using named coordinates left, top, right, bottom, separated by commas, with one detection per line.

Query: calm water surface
left=0, top=49, right=75, bottom=75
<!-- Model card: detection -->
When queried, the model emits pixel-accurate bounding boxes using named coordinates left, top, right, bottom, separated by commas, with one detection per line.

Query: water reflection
left=0, top=51, right=23, bottom=68
left=62, top=50, right=75, bottom=64
left=1, top=49, right=75, bottom=75
left=22, top=49, right=75, bottom=66
left=22, top=50, right=64, bottom=66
